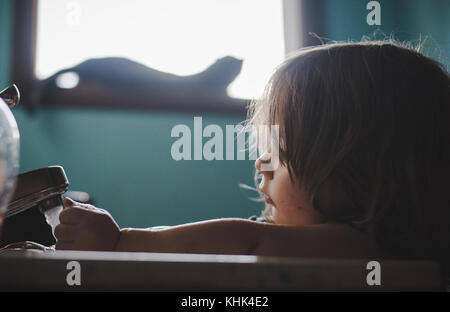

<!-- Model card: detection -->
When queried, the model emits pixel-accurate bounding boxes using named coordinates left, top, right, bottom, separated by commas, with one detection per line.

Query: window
left=33, top=0, right=285, bottom=107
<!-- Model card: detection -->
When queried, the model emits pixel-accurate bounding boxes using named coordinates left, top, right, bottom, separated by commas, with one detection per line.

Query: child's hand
left=54, top=198, right=121, bottom=251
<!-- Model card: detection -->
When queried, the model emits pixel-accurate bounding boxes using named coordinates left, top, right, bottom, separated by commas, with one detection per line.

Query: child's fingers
left=64, top=197, right=97, bottom=211
left=54, top=223, right=78, bottom=241
left=63, top=197, right=77, bottom=208
left=59, top=206, right=90, bottom=224
left=64, top=197, right=91, bottom=209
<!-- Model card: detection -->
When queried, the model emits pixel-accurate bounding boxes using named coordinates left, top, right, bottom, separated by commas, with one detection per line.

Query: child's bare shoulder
left=254, top=222, right=384, bottom=259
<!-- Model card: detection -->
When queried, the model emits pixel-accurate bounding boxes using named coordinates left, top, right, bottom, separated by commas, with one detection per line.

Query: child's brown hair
left=248, top=41, right=450, bottom=263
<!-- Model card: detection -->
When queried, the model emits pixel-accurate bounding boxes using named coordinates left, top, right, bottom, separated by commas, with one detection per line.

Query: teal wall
left=0, top=0, right=12, bottom=86
left=13, top=108, right=261, bottom=228
left=320, top=0, right=450, bottom=63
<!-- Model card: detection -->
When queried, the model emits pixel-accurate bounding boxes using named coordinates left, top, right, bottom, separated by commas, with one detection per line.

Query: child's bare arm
left=55, top=198, right=267, bottom=254
left=55, top=198, right=379, bottom=258
left=116, top=218, right=267, bottom=254
left=55, top=198, right=273, bottom=255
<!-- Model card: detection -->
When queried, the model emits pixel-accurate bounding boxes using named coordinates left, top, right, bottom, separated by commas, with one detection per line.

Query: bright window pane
left=35, top=0, right=285, bottom=99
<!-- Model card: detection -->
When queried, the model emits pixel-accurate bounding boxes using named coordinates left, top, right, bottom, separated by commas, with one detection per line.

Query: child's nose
left=255, top=152, right=274, bottom=177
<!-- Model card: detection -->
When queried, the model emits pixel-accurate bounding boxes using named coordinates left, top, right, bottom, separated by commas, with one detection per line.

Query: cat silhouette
left=42, top=56, right=243, bottom=97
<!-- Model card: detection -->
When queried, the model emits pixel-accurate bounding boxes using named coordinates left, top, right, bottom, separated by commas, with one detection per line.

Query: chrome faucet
left=0, top=84, right=70, bottom=248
